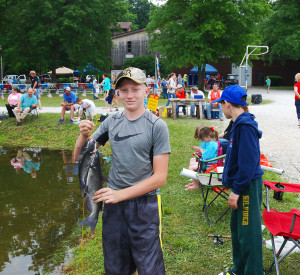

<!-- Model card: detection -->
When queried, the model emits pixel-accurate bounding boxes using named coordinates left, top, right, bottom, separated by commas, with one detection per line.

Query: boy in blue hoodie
left=213, top=85, right=264, bottom=275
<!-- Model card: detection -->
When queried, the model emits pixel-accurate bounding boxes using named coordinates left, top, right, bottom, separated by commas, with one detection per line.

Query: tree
left=146, top=0, right=270, bottom=90
left=260, top=0, right=300, bottom=63
left=126, top=0, right=154, bottom=29
left=0, top=0, right=131, bottom=80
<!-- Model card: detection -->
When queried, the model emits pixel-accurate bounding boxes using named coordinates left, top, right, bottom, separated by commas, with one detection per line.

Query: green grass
left=0, top=111, right=298, bottom=275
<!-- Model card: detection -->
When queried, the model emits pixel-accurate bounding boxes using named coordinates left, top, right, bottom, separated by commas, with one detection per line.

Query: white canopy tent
left=47, top=66, right=74, bottom=75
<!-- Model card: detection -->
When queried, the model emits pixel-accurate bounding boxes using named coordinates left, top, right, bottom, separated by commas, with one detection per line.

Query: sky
left=149, top=0, right=167, bottom=6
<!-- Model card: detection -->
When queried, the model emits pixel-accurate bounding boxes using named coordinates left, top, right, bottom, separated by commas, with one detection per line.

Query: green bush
left=265, top=75, right=282, bottom=86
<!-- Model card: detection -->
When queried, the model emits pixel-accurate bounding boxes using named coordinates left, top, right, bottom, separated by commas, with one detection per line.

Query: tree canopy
left=0, top=0, right=131, bottom=80
left=146, top=0, right=270, bottom=89
left=260, top=0, right=300, bottom=63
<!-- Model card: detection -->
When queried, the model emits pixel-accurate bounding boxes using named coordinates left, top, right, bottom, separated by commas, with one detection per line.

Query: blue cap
left=212, top=85, right=247, bottom=105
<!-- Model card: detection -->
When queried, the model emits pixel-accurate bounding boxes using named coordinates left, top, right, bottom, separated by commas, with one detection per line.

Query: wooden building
left=111, top=28, right=154, bottom=69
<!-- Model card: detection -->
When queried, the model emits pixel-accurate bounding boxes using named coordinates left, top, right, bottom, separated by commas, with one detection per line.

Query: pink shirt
left=8, top=93, right=22, bottom=105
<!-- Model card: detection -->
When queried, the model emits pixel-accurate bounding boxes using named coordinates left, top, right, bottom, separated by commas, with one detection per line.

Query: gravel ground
left=246, top=87, right=300, bottom=184
left=1, top=87, right=299, bottom=183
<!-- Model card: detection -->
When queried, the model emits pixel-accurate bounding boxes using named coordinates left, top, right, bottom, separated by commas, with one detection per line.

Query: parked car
left=224, top=74, right=239, bottom=87
left=2, top=75, right=18, bottom=84
left=17, top=74, right=27, bottom=84
left=39, top=74, right=52, bottom=83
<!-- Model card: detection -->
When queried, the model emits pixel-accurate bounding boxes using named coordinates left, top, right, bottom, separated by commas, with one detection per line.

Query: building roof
left=112, top=28, right=146, bottom=39
left=117, top=22, right=132, bottom=30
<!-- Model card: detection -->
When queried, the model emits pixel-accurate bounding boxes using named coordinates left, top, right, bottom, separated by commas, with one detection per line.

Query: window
left=127, top=41, right=132, bottom=53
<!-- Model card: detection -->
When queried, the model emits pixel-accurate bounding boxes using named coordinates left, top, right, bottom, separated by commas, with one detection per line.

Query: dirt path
left=247, top=87, right=300, bottom=184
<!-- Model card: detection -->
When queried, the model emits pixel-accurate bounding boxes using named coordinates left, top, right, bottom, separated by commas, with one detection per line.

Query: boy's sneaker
left=218, top=268, right=236, bottom=275
left=220, top=117, right=224, bottom=121
left=69, top=120, right=73, bottom=124
left=58, top=119, right=64, bottom=124
left=115, top=108, right=119, bottom=111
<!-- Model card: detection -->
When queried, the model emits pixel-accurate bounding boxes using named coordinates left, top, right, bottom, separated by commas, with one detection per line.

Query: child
left=266, top=75, right=271, bottom=93
left=111, top=84, right=119, bottom=111
left=212, top=85, right=264, bottom=275
left=104, top=85, right=116, bottom=111
left=185, top=126, right=218, bottom=190
left=74, top=67, right=170, bottom=274
left=76, top=98, right=96, bottom=121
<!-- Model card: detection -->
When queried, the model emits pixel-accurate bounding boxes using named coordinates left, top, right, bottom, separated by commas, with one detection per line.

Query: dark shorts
left=105, top=96, right=113, bottom=104
left=102, top=194, right=165, bottom=275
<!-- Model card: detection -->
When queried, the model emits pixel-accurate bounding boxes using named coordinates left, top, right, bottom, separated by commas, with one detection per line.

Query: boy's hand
left=228, top=191, right=239, bottom=209
left=79, top=120, right=94, bottom=138
left=93, top=188, right=124, bottom=204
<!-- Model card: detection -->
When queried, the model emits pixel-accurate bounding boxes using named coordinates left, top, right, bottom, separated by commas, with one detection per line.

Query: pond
left=0, top=146, right=110, bottom=275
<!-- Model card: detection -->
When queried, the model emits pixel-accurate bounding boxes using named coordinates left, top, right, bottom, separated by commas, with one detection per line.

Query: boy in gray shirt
left=74, top=67, right=171, bottom=275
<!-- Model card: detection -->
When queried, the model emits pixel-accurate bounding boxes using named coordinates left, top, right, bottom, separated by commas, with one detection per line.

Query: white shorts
left=86, top=107, right=96, bottom=117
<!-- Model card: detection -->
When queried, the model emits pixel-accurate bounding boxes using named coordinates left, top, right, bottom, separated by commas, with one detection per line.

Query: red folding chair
left=263, top=180, right=300, bottom=275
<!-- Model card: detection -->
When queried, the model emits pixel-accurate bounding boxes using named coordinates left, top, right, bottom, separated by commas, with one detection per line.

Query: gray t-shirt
left=92, top=110, right=171, bottom=194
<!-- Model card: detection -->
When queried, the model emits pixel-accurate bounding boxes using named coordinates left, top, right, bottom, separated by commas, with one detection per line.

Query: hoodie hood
left=231, top=112, right=262, bottom=139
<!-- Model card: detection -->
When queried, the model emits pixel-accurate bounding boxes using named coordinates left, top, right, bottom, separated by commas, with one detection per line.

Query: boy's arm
left=93, top=153, right=169, bottom=204
left=294, top=86, right=300, bottom=100
left=74, top=120, right=95, bottom=160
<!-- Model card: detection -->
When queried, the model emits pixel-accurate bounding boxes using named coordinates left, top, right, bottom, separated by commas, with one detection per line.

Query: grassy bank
left=64, top=118, right=299, bottom=274
left=0, top=115, right=298, bottom=274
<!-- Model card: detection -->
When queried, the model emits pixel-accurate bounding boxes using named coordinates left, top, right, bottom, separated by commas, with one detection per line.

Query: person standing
left=177, top=74, right=185, bottom=89
left=294, top=73, right=300, bottom=128
left=92, top=77, right=98, bottom=100
left=74, top=67, right=170, bottom=275
left=266, top=76, right=271, bottom=93
left=213, top=85, right=264, bottom=275
left=161, top=78, right=168, bottom=99
left=166, top=72, right=177, bottom=106
left=29, top=70, right=42, bottom=109
left=102, top=74, right=111, bottom=97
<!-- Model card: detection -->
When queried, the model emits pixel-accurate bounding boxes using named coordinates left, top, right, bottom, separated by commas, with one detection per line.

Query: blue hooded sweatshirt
left=222, top=112, right=264, bottom=195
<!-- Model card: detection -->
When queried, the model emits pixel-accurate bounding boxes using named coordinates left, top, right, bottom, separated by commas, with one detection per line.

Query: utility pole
left=0, top=45, right=3, bottom=81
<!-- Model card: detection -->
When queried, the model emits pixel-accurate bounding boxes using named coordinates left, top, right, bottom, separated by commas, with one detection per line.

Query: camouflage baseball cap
left=115, top=67, right=147, bottom=89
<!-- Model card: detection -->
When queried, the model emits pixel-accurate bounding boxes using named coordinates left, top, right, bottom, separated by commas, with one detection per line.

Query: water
left=0, top=147, right=109, bottom=274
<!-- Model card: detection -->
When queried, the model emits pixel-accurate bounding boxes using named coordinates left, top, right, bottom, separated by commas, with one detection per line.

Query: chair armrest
left=202, top=154, right=226, bottom=163
left=291, top=209, right=300, bottom=217
left=289, top=209, right=300, bottom=233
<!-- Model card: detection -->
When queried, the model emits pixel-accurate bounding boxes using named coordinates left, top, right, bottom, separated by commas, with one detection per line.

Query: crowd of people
left=162, top=72, right=224, bottom=119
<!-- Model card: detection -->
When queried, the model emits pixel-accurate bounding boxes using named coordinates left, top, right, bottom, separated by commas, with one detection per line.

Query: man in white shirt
left=190, top=86, right=205, bottom=117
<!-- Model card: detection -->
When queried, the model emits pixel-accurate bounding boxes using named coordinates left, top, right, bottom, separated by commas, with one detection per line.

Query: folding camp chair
left=26, top=106, right=39, bottom=120
left=263, top=180, right=300, bottom=275
left=195, top=154, right=230, bottom=226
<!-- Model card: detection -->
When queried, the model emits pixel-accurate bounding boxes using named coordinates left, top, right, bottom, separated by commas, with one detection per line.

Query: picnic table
left=169, top=98, right=206, bottom=119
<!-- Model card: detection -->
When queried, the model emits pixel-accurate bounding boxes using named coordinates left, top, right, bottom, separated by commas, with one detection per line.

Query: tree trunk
left=51, top=45, right=57, bottom=83
left=198, top=64, right=206, bottom=91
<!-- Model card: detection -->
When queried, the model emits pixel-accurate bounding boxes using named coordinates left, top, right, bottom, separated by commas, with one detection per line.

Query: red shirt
left=294, top=82, right=300, bottom=101
left=175, top=89, right=186, bottom=99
